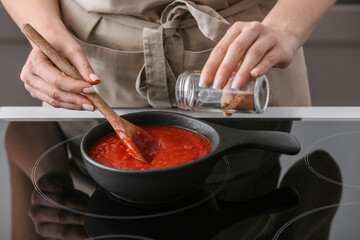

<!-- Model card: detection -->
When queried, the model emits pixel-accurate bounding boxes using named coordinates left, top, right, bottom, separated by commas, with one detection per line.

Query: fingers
left=199, top=22, right=244, bottom=87
left=64, top=45, right=101, bottom=84
left=29, top=172, right=90, bottom=239
left=29, top=206, right=84, bottom=225
left=212, top=22, right=262, bottom=89
left=37, top=171, right=74, bottom=189
left=21, top=49, right=97, bottom=110
left=232, top=33, right=276, bottom=89
left=251, top=43, right=294, bottom=78
left=34, top=172, right=89, bottom=211
left=201, top=21, right=262, bottom=88
left=29, top=192, right=89, bottom=239
left=32, top=222, right=88, bottom=239
left=33, top=56, right=96, bottom=93
left=200, top=21, right=298, bottom=91
left=31, top=191, right=89, bottom=211
left=24, top=77, right=94, bottom=110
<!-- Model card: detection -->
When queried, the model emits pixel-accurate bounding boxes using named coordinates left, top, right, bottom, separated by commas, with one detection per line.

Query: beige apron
left=58, top=1, right=310, bottom=239
left=60, top=0, right=311, bottom=108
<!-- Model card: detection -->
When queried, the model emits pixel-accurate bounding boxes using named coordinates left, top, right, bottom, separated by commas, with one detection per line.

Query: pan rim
left=80, top=111, right=222, bottom=174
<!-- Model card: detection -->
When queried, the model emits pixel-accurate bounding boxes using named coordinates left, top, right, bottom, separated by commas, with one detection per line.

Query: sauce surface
left=90, top=126, right=212, bottom=170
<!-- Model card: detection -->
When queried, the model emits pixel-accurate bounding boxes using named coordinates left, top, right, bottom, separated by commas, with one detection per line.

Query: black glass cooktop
left=25, top=120, right=360, bottom=239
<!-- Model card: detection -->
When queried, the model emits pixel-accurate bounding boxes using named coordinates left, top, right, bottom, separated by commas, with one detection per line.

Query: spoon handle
left=21, top=23, right=123, bottom=129
left=21, top=23, right=149, bottom=162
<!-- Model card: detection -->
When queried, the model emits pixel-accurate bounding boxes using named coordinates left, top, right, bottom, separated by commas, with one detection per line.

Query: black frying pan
left=81, top=111, right=300, bottom=204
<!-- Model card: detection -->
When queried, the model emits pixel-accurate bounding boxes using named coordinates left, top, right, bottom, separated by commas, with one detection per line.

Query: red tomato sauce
left=90, top=126, right=212, bottom=170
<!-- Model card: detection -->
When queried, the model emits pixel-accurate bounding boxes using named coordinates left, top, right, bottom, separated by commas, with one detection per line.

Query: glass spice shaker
left=175, top=71, right=269, bottom=114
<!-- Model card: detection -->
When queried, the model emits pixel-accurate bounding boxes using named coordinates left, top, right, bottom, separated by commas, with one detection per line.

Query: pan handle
left=213, top=124, right=301, bottom=155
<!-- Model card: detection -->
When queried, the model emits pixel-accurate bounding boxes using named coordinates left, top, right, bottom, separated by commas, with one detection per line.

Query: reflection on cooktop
left=11, top=121, right=360, bottom=239
left=85, top=186, right=299, bottom=240
left=306, top=131, right=360, bottom=189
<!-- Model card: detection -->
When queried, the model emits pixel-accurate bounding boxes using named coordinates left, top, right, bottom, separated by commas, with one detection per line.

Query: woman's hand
left=20, top=24, right=101, bottom=111
left=28, top=171, right=90, bottom=239
left=2, top=0, right=99, bottom=110
left=200, top=21, right=299, bottom=90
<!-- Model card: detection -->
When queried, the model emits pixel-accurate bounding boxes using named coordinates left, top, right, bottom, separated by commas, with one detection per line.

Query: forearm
left=1, top=0, right=66, bottom=39
left=5, top=122, right=69, bottom=182
left=263, top=0, right=336, bottom=48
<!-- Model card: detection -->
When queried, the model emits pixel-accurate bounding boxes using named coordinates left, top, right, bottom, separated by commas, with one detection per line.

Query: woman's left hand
left=200, top=21, right=300, bottom=90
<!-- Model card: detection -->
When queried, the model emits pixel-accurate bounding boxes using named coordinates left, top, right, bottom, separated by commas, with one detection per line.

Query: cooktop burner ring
left=83, top=234, right=154, bottom=240
left=305, top=130, right=360, bottom=190
left=272, top=201, right=360, bottom=240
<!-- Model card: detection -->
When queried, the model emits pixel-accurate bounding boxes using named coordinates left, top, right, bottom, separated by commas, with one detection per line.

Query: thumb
left=67, top=46, right=101, bottom=85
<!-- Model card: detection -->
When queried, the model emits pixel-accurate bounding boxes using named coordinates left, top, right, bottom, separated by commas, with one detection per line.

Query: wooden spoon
left=21, top=23, right=158, bottom=163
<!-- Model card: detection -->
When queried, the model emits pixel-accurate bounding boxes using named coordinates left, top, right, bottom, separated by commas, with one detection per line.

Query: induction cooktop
left=26, top=119, right=360, bottom=240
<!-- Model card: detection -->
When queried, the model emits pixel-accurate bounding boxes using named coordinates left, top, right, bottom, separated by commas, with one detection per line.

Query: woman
left=2, top=0, right=336, bottom=109
left=3, top=0, right=337, bottom=239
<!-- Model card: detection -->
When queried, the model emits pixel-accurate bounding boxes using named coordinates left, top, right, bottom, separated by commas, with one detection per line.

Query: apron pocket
left=183, top=48, right=213, bottom=71
left=74, top=36, right=150, bottom=108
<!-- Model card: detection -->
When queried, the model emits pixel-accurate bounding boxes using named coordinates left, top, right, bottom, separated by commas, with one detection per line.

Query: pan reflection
left=84, top=186, right=299, bottom=240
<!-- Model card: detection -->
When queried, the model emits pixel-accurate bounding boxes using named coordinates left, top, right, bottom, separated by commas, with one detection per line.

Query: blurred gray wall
left=0, top=121, right=10, bottom=240
left=0, top=4, right=40, bottom=107
left=304, top=4, right=360, bottom=106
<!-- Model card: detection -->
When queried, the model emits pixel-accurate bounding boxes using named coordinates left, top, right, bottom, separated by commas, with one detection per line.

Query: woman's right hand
left=20, top=24, right=100, bottom=111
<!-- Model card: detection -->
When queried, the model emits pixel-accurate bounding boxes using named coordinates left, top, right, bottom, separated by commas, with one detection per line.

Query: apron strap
left=161, top=0, right=230, bottom=42
left=142, top=26, right=172, bottom=108
left=136, top=0, right=230, bottom=108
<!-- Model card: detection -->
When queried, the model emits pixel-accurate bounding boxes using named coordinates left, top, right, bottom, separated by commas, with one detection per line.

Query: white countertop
left=1, top=106, right=360, bottom=121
